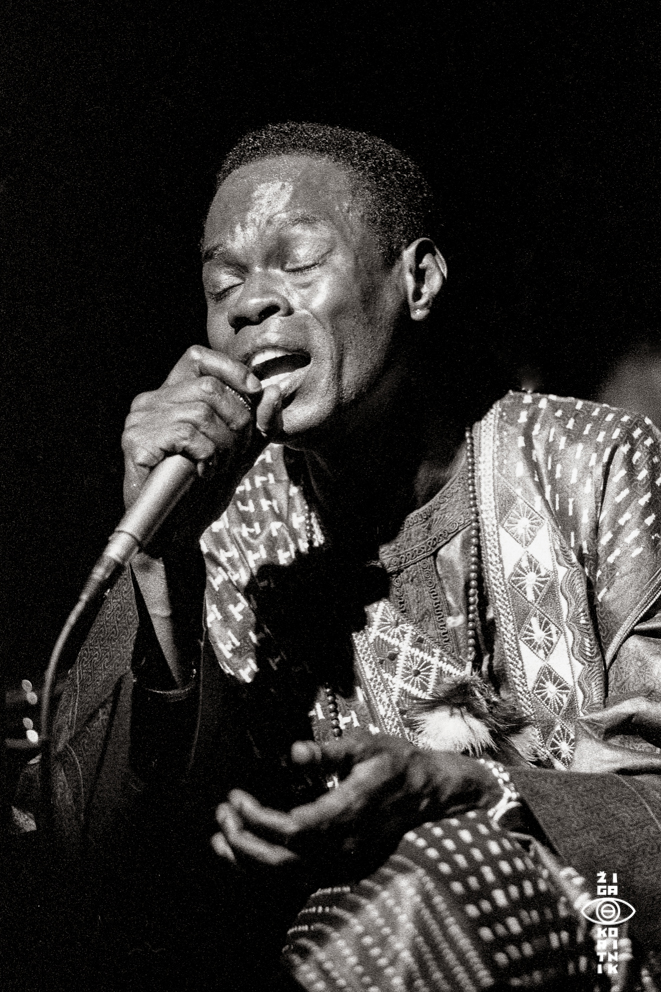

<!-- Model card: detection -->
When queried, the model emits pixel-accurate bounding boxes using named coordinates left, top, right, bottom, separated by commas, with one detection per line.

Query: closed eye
left=206, top=285, right=241, bottom=304
left=286, top=261, right=320, bottom=274
left=284, top=247, right=331, bottom=274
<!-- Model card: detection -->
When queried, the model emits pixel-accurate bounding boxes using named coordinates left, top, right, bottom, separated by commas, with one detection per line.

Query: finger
left=124, top=407, right=237, bottom=468
left=131, top=379, right=255, bottom=434
left=312, top=735, right=373, bottom=782
left=216, top=800, right=233, bottom=827
left=290, top=736, right=372, bottom=785
left=125, top=383, right=259, bottom=466
left=290, top=740, right=323, bottom=766
left=288, top=774, right=369, bottom=833
left=288, top=750, right=404, bottom=834
left=164, top=345, right=262, bottom=395
left=255, top=385, right=283, bottom=437
left=210, top=831, right=237, bottom=862
left=227, top=790, right=300, bottom=846
left=221, top=802, right=299, bottom=867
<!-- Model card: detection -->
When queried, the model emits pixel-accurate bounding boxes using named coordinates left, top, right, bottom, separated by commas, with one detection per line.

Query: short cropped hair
left=216, top=122, right=439, bottom=265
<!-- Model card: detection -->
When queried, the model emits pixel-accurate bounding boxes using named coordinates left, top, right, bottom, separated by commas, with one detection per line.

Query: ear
left=400, top=238, right=447, bottom=321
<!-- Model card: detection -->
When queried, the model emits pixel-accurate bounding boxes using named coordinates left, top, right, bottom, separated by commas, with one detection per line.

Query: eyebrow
left=200, top=213, right=330, bottom=263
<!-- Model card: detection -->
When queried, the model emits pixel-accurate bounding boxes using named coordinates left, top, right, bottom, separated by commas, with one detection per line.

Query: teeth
left=249, top=347, right=290, bottom=371
left=248, top=348, right=311, bottom=388
left=261, top=371, right=292, bottom=389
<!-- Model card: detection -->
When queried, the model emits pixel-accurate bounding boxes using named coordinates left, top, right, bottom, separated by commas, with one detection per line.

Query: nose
left=227, top=275, right=293, bottom=333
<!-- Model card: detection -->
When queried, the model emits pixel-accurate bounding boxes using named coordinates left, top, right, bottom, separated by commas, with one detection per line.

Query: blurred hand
left=212, top=732, right=501, bottom=886
left=581, top=696, right=661, bottom=748
left=121, top=344, right=282, bottom=552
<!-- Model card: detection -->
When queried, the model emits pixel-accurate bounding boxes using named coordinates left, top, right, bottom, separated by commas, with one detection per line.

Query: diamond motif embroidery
left=398, top=654, right=437, bottom=695
left=520, top=611, right=561, bottom=661
left=532, top=664, right=572, bottom=715
left=370, top=600, right=408, bottom=649
left=548, top=723, right=575, bottom=767
left=366, top=600, right=465, bottom=707
left=509, top=552, right=552, bottom=605
left=502, top=498, right=544, bottom=547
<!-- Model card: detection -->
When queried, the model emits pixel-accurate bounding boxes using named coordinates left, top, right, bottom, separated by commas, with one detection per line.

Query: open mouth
left=249, top=348, right=311, bottom=388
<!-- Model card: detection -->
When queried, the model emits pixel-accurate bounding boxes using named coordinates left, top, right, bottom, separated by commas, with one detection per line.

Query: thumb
left=255, top=385, right=283, bottom=437
left=290, top=738, right=359, bottom=782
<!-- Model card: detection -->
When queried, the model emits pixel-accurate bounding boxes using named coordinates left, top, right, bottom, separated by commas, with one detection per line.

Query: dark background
left=1, top=0, right=658, bottom=689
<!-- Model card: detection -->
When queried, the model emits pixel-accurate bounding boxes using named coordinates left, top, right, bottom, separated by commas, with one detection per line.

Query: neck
left=302, top=371, right=466, bottom=550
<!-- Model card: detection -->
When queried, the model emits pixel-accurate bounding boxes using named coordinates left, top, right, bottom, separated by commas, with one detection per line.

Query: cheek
left=206, top=310, right=233, bottom=354
left=307, top=263, right=377, bottom=344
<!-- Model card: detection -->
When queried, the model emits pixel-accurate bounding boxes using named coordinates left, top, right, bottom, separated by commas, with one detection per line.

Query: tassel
left=408, top=675, right=532, bottom=756
left=413, top=705, right=496, bottom=755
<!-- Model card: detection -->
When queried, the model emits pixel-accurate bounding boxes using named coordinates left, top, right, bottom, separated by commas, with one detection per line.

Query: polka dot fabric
left=283, top=810, right=593, bottom=991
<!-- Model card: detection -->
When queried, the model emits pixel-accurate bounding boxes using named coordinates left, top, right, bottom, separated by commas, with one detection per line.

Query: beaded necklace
left=304, top=427, right=480, bottom=740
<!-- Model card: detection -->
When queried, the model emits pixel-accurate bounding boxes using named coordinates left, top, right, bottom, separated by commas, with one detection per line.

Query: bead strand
left=325, top=683, right=343, bottom=739
left=477, top=757, right=521, bottom=823
left=464, top=426, right=480, bottom=669
left=304, top=502, right=342, bottom=737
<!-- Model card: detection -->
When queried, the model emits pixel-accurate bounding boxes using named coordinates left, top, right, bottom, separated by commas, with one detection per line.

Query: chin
left=276, top=400, right=337, bottom=451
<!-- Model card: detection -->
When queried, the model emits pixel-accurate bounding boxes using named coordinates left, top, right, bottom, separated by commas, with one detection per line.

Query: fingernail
left=246, top=373, right=262, bottom=392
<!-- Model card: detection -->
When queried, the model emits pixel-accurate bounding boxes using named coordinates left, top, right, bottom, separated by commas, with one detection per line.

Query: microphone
left=78, top=454, right=197, bottom=603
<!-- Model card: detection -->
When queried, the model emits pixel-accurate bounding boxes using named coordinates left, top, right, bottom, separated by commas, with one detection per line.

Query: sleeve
left=17, top=567, right=142, bottom=854
left=21, top=564, right=203, bottom=856
left=510, top=759, right=661, bottom=948
left=509, top=411, right=661, bottom=950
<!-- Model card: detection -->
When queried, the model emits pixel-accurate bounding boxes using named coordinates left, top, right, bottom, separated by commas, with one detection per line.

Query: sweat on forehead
left=220, top=152, right=354, bottom=200
left=213, top=122, right=440, bottom=264
left=203, top=156, right=367, bottom=256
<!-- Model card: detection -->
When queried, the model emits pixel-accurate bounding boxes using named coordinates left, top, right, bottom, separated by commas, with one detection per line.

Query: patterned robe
left=44, top=391, right=661, bottom=986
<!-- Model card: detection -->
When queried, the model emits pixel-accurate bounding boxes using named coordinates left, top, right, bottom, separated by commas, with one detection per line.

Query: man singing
left=38, top=123, right=661, bottom=990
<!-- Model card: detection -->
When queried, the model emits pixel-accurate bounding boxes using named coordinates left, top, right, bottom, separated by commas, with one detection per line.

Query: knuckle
left=229, top=407, right=252, bottom=433
left=199, top=375, right=222, bottom=397
left=132, top=444, right=160, bottom=469
left=178, top=421, right=198, bottom=445
left=192, top=400, right=211, bottom=423
left=121, top=424, right=147, bottom=458
left=187, top=344, right=205, bottom=365
left=130, top=390, right=153, bottom=412
left=281, top=824, right=299, bottom=846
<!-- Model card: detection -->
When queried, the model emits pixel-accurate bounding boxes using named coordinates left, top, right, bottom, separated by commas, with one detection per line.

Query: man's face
left=202, top=155, right=408, bottom=446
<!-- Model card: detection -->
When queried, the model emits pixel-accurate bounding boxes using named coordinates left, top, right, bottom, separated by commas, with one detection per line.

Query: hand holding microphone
left=82, top=345, right=282, bottom=600
left=43, top=345, right=279, bottom=824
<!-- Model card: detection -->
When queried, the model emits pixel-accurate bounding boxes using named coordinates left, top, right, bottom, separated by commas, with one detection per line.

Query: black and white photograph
left=1, top=2, right=660, bottom=989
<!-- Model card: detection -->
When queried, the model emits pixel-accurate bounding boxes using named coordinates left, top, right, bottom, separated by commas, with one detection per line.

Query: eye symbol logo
left=580, top=897, right=636, bottom=926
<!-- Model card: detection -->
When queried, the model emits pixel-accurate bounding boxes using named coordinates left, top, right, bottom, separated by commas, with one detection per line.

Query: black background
left=1, top=0, right=658, bottom=687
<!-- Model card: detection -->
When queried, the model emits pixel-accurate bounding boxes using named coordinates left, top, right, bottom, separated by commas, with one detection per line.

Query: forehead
left=204, top=155, right=366, bottom=248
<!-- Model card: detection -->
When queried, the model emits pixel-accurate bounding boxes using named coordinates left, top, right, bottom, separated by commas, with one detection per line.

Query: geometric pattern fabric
left=202, top=392, right=661, bottom=774
left=284, top=811, right=593, bottom=992
left=477, top=392, right=661, bottom=769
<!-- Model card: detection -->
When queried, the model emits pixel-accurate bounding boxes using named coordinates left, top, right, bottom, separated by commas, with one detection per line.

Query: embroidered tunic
left=45, top=391, right=661, bottom=971
left=201, top=391, right=661, bottom=769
